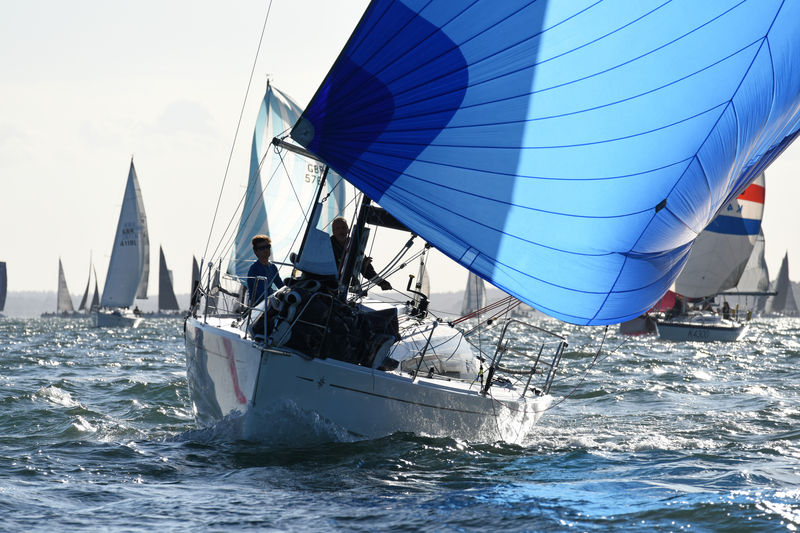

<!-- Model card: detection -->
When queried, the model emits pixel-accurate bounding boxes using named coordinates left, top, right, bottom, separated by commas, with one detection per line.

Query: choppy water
left=2, top=316, right=800, bottom=532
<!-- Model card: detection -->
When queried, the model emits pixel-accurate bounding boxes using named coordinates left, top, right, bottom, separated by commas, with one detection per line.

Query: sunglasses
left=254, top=244, right=271, bottom=252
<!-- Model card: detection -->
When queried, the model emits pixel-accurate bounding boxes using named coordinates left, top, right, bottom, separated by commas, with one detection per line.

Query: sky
left=1, top=0, right=799, bottom=299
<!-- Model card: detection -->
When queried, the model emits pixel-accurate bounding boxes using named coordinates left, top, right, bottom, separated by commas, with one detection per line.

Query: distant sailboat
left=0, top=261, right=6, bottom=317
left=766, top=252, right=798, bottom=316
left=722, top=229, right=771, bottom=314
left=157, top=246, right=181, bottom=315
left=77, top=255, right=98, bottom=313
left=90, top=267, right=100, bottom=311
left=94, top=159, right=149, bottom=328
left=657, top=174, right=765, bottom=341
left=56, top=258, right=75, bottom=315
left=460, top=272, right=486, bottom=316
left=41, top=258, right=81, bottom=318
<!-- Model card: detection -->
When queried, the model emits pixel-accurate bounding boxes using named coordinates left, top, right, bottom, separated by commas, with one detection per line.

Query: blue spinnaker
left=292, top=0, right=800, bottom=325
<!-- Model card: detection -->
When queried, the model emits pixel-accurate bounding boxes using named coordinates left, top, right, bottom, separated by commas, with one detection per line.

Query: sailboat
left=657, top=173, right=766, bottom=341
left=155, top=246, right=181, bottom=316
left=185, top=1, right=800, bottom=442
left=720, top=229, right=771, bottom=314
left=57, top=259, right=76, bottom=316
left=41, top=258, right=83, bottom=318
left=765, top=252, right=799, bottom=316
left=460, top=272, right=486, bottom=316
left=0, top=261, right=6, bottom=318
left=94, top=159, right=150, bottom=328
left=77, top=256, right=100, bottom=315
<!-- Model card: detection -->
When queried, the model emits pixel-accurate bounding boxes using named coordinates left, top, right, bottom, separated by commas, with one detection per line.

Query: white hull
left=657, top=315, right=747, bottom=342
left=94, top=309, right=143, bottom=328
left=184, top=316, right=553, bottom=444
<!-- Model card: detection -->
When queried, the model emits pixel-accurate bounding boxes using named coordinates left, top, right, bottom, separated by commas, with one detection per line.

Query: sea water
left=1, top=316, right=800, bottom=532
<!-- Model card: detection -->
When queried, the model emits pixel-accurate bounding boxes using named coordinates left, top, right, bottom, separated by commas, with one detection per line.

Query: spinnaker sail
left=292, top=0, right=800, bottom=325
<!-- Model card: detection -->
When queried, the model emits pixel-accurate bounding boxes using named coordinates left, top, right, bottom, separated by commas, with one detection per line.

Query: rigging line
left=203, top=0, right=274, bottom=259
left=370, top=238, right=418, bottom=280
left=275, top=145, right=312, bottom=227
left=209, top=138, right=283, bottom=266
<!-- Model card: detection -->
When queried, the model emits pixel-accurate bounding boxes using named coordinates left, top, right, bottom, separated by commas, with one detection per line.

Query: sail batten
left=293, top=0, right=800, bottom=325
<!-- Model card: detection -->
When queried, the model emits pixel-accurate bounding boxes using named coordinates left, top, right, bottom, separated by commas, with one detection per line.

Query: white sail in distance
left=461, top=272, right=487, bottom=316
left=56, top=258, right=74, bottom=314
left=100, top=160, right=150, bottom=308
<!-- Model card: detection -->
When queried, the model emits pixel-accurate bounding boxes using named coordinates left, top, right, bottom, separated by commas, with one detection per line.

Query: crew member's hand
left=378, top=279, right=392, bottom=291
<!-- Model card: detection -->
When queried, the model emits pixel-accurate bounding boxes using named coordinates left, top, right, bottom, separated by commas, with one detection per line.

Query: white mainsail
left=56, top=258, right=75, bottom=314
left=461, top=272, right=487, bottom=316
left=675, top=173, right=765, bottom=298
left=158, top=246, right=180, bottom=312
left=227, top=82, right=348, bottom=280
left=100, top=160, right=150, bottom=308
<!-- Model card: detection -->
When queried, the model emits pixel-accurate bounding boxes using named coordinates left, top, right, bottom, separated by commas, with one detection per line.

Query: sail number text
left=119, top=226, right=138, bottom=247
left=305, top=164, right=324, bottom=184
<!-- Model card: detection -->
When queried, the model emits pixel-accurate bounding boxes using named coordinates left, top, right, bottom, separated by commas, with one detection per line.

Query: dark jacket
left=330, top=236, right=379, bottom=280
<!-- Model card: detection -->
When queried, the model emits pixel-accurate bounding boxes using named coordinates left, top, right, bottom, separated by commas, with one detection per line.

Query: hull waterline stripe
left=295, top=374, right=522, bottom=415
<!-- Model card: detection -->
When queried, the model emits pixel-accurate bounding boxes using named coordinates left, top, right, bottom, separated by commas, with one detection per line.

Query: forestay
left=291, top=0, right=800, bottom=325
left=228, top=82, right=348, bottom=280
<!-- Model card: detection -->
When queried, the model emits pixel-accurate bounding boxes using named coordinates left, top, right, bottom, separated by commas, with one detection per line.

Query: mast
left=339, top=194, right=371, bottom=300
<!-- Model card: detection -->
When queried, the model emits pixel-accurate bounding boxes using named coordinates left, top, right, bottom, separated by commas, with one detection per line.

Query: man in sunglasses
left=247, top=234, right=285, bottom=305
